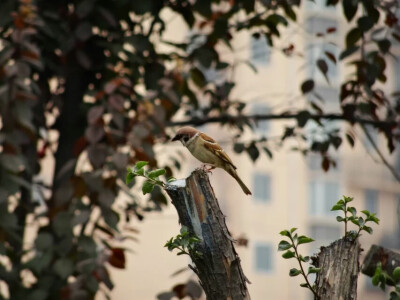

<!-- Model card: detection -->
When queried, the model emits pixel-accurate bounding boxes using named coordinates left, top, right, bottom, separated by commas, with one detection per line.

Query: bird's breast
left=187, top=138, right=221, bottom=166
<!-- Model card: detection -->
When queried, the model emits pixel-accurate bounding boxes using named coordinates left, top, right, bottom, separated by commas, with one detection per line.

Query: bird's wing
left=200, top=132, right=237, bottom=170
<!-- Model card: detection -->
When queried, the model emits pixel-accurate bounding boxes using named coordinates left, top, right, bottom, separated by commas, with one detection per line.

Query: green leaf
left=361, top=210, right=370, bottom=216
left=297, top=236, right=314, bottom=245
left=35, top=233, right=54, bottom=251
left=350, top=217, right=360, bottom=226
left=343, top=0, right=358, bottom=22
left=346, top=28, right=362, bottom=48
left=343, top=196, right=353, bottom=203
left=180, top=226, right=188, bottom=235
left=282, top=250, right=296, bottom=259
left=363, top=226, right=373, bottom=234
left=246, top=143, right=260, bottom=162
left=357, top=16, right=374, bottom=32
left=280, top=230, right=290, bottom=237
left=372, top=272, right=380, bottom=286
left=317, top=59, right=329, bottom=82
left=377, top=39, right=391, bottom=54
left=148, top=168, right=166, bottom=179
left=53, top=258, right=74, bottom=279
left=331, top=204, right=344, bottom=211
left=135, top=161, right=148, bottom=170
left=340, top=46, right=360, bottom=60
left=302, top=256, right=310, bottom=262
left=135, top=168, right=145, bottom=176
left=190, top=67, right=207, bottom=88
left=126, top=172, right=135, bottom=184
left=347, top=207, right=357, bottom=216
left=278, top=240, right=292, bottom=251
left=393, top=267, right=400, bottom=281
left=296, top=110, right=311, bottom=127
left=300, top=283, right=309, bottom=288
left=301, top=79, right=314, bottom=94
left=308, top=266, right=321, bottom=274
left=263, top=147, right=273, bottom=159
left=336, top=216, right=344, bottom=222
left=289, top=268, right=302, bottom=277
left=290, top=227, right=297, bottom=233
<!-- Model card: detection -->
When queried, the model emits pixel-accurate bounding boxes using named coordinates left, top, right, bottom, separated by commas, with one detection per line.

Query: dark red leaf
left=301, top=79, right=314, bottom=94
left=324, top=51, right=337, bottom=64
left=108, top=248, right=126, bottom=269
left=322, top=156, right=330, bottom=172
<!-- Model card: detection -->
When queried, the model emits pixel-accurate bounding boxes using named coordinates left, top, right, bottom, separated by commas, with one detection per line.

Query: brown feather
left=203, top=139, right=237, bottom=170
left=198, top=132, right=216, bottom=143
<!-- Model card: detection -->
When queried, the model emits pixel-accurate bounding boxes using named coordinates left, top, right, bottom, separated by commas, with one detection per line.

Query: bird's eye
left=183, top=136, right=189, bottom=142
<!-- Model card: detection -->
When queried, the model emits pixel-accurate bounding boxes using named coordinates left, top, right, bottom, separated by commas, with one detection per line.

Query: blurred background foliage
left=0, top=0, right=399, bottom=299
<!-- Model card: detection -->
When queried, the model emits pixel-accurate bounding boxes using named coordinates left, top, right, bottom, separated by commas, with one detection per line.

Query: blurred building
left=109, top=3, right=400, bottom=300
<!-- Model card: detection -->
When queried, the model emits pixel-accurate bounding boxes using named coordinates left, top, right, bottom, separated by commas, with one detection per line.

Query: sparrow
left=171, top=126, right=252, bottom=195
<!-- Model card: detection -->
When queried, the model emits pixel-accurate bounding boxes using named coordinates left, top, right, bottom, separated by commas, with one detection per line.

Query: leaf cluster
left=278, top=228, right=319, bottom=297
left=126, top=161, right=167, bottom=195
left=371, top=263, right=400, bottom=300
left=331, top=196, right=379, bottom=239
left=165, top=226, right=202, bottom=258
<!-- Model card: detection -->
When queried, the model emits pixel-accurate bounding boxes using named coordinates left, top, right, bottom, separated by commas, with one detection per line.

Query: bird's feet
left=201, top=164, right=215, bottom=173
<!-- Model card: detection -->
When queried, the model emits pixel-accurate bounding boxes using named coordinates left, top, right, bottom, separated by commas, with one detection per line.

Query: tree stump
left=362, top=244, right=400, bottom=284
left=312, top=237, right=361, bottom=300
left=165, top=169, right=250, bottom=300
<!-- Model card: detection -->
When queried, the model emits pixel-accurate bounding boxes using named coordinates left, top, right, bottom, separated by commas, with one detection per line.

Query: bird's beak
left=171, top=134, right=180, bottom=142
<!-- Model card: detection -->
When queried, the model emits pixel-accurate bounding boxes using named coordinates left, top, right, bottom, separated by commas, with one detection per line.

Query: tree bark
left=165, top=169, right=251, bottom=300
left=312, top=237, right=361, bottom=300
left=362, top=244, right=400, bottom=284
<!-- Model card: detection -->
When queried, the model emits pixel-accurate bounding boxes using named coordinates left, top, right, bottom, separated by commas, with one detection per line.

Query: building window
left=365, top=189, right=379, bottom=214
left=307, top=42, right=339, bottom=85
left=251, top=103, right=270, bottom=133
left=309, top=224, right=341, bottom=253
left=305, top=0, right=337, bottom=12
left=306, top=17, right=338, bottom=35
left=253, top=173, right=271, bottom=203
left=250, top=35, right=270, bottom=65
left=307, top=153, right=340, bottom=172
left=310, top=224, right=341, bottom=242
left=309, top=181, right=340, bottom=215
left=254, top=243, right=273, bottom=273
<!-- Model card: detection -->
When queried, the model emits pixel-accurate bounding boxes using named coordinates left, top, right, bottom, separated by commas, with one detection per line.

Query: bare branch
left=168, top=113, right=396, bottom=129
left=361, top=124, right=400, bottom=182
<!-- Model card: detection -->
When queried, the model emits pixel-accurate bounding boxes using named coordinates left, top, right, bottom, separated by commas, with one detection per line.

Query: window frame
left=254, top=242, right=274, bottom=274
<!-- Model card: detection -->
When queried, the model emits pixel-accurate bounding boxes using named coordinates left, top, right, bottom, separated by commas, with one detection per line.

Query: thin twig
left=168, top=113, right=396, bottom=128
left=361, top=124, right=400, bottom=182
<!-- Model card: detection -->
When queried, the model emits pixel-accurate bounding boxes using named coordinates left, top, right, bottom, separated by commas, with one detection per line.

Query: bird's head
left=171, top=126, right=199, bottom=146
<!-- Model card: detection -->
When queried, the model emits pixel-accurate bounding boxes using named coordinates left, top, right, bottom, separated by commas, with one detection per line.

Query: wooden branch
left=312, top=237, right=361, bottom=300
left=167, top=113, right=396, bottom=129
left=362, top=244, right=400, bottom=284
left=165, top=169, right=250, bottom=300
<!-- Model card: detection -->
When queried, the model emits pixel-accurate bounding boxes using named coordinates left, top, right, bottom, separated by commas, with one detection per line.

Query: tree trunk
left=362, top=244, right=400, bottom=284
left=165, top=169, right=251, bottom=300
left=312, top=237, right=361, bottom=300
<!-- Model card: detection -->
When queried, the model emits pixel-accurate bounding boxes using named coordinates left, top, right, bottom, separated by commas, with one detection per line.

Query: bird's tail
left=228, top=168, right=252, bottom=195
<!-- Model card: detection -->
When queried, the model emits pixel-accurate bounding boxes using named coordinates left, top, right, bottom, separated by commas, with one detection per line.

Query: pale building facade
left=109, top=3, right=400, bottom=300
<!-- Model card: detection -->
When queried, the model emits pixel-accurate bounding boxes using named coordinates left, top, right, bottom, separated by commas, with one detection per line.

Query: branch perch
left=165, top=169, right=250, bottom=300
